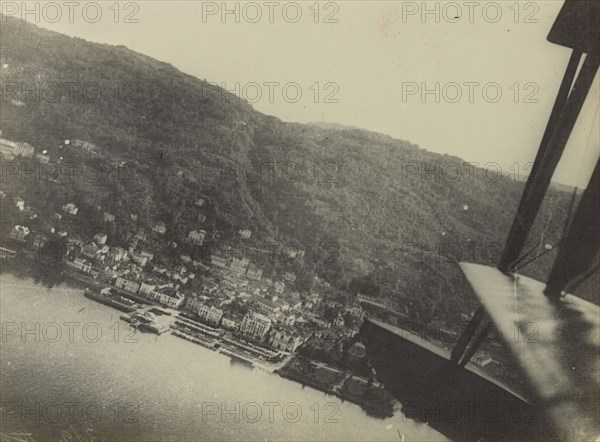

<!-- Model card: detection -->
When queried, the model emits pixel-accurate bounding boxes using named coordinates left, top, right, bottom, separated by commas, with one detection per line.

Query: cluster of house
left=67, top=228, right=195, bottom=308
left=184, top=292, right=309, bottom=352
left=185, top=297, right=307, bottom=353
left=70, top=139, right=98, bottom=153
left=121, top=277, right=185, bottom=308
left=0, top=136, right=50, bottom=163
left=0, top=132, right=99, bottom=165
left=69, top=255, right=190, bottom=308
left=185, top=266, right=369, bottom=353
left=9, top=225, right=30, bottom=241
left=1, top=166, right=369, bottom=358
left=210, top=253, right=265, bottom=279
left=63, top=224, right=362, bottom=354
left=150, top=221, right=209, bottom=250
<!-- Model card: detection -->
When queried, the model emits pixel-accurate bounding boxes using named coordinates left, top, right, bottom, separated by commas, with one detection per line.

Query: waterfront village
left=0, top=133, right=508, bottom=417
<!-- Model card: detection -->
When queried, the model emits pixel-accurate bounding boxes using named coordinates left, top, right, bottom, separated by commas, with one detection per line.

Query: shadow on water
left=1, top=260, right=66, bottom=288
left=227, top=354, right=255, bottom=370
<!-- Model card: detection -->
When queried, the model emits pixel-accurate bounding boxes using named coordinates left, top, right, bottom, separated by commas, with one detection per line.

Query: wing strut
left=452, top=18, right=599, bottom=364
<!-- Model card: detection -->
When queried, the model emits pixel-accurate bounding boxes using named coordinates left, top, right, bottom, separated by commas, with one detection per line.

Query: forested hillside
left=1, top=16, right=588, bottom=323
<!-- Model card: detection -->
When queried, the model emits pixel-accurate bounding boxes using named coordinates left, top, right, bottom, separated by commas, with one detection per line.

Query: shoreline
left=277, top=358, right=397, bottom=418
left=1, top=274, right=425, bottom=441
left=1, top=270, right=398, bottom=420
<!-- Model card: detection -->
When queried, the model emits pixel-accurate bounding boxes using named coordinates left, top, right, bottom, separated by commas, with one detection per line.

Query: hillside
left=1, top=16, right=590, bottom=323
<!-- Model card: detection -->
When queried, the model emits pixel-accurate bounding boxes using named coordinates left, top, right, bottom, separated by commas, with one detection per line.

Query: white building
left=188, top=230, right=206, bottom=246
left=62, top=203, right=78, bottom=215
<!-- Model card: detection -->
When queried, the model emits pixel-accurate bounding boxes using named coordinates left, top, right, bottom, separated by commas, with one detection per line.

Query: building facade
left=188, top=230, right=206, bottom=245
left=240, top=313, right=272, bottom=341
left=197, top=305, right=224, bottom=326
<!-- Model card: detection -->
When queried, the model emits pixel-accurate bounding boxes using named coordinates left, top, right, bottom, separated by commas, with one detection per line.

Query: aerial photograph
left=0, top=1, right=598, bottom=441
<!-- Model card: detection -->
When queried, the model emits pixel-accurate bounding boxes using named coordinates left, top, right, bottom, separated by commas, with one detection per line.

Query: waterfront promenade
left=66, top=270, right=397, bottom=415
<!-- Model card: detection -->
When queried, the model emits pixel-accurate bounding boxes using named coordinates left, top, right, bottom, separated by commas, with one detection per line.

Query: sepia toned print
left=0, top=1, right=598, bottom=441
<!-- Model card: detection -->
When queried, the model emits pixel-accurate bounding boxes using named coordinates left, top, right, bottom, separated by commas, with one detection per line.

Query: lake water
left=0, top=273, right=445, bottom=441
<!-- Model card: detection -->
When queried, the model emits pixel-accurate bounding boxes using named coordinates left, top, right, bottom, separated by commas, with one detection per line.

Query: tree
left=323, top=306, right=337, bottom=322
